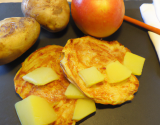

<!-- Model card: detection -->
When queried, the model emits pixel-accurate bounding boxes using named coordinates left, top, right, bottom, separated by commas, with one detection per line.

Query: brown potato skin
left=0, top=17, right=40, bottom=65
left=21, top=0, right=70, bottom=32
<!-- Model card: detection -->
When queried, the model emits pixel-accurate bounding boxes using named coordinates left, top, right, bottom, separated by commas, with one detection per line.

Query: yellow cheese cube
left=72, top=98, right=96, bottom=121
left=22, top=67, right=59, bottom=85
left=78, top=67, right=104, bottom=87
left=124, top=52, right=145, bottom=75
left=65, top=84, right=86, bottom=99
left=106, top=61, right=132, bottom=83
left=15, top=95, right=57, bottom=125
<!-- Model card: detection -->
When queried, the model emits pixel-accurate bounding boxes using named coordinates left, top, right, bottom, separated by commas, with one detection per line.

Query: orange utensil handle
left=123, top=15, right=160, bottom=35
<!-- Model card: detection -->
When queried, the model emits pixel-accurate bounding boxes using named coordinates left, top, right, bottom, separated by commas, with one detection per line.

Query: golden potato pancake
left=14, top=45, right=76, bottom=125
left=61, top=36, right=139, bottom=105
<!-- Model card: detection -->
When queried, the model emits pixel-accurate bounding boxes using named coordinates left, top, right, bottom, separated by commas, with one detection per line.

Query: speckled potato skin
left=21, top=0, right=70, bottom=32
left=0, top=17, right=40, bottom=65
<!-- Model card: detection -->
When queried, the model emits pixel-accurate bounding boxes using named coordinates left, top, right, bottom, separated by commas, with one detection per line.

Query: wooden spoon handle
left=123, top=15, right=160, bottom=35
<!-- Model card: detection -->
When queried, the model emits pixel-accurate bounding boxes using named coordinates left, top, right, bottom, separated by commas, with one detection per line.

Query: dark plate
left=1, top=0, right=160, bottom=125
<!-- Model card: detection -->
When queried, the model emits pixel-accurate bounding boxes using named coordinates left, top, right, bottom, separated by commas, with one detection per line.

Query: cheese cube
left=78, top=67, right=104, bottom=87
left=65, top=84, right=86, bottom=99
left=72, top=98, right=96, bottom=121
left=124, top=52, right=145, bottom=75
left=22, top=67, right=59, bottom=85
left=15, top=95, right=57, bottom=125
left=106, top=61, right=132, bottom=83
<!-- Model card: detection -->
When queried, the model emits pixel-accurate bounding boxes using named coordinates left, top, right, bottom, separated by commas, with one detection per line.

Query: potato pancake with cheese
left=61, top=36, right=139, bottom=105
left=14, top=45, right=76, bottom=125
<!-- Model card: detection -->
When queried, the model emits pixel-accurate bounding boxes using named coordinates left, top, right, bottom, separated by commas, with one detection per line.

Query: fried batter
left=14, top=45, right=76, bottom=125
left=61, top=36, right=139, bottom=105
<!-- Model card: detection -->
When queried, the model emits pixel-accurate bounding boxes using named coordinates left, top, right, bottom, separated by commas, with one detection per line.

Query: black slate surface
left=1, top=0, right=160, bottom=125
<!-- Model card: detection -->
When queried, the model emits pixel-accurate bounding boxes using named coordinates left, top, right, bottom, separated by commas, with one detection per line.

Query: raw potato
left=0, top=17, right=40, bottom=65
left=21, top=0, right=70, bottom=32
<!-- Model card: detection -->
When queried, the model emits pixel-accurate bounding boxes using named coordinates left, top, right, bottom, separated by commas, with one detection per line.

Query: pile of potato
left=0, top=0, right=70, bottom=65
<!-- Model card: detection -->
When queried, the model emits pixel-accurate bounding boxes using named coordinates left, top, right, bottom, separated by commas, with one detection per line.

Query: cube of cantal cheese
left=78, top=67, right=104, bottom=87
left=22, top=67, right=59, bottom=85
left=65, top=84, right=86, bottom=99
left=124, top=52, right=145, bottom=76
left=106, top=61, right=132, bottom=83
left=72, top=98, right=96, bottom=121
left=15, top=95, right=57, bottom=125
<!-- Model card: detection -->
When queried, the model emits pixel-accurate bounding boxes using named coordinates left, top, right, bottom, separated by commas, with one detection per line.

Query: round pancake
left=14, top=45, right=76, bottom=125
left=61, top=36, right=139, bottom=105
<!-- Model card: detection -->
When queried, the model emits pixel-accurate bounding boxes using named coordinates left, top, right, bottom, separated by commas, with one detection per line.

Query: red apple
left=71, top=0, right=125, bottom=38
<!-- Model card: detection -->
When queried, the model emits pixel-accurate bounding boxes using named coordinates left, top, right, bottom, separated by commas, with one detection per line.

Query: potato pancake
left=14, top=45, right=76, bottom=125
left=61, top=36, right=139, bottom=105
